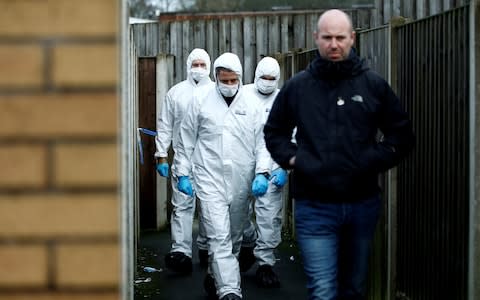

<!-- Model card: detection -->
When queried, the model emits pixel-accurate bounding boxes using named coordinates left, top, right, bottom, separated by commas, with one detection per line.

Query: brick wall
left=0, top=0, right=120, bottom=299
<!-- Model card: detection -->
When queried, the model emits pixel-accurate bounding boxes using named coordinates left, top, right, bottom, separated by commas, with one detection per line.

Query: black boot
left=203, top=274, right=218, bottom=300
left=198, top=249, right=209, bottom=268
left=164, top=251, right=192, bottom=274
left=255, top=264, right=280, bottom=288
left=220, top=293, right=241, bottom=300
left=239, top=246, right=255, bottom=272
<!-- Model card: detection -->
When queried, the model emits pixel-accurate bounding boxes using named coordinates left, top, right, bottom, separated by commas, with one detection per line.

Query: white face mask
left=190, top=67, right=209, bottom=82
left=217, top=82, right=239, bottom=97
left=255, top=78, right=277, bottom=95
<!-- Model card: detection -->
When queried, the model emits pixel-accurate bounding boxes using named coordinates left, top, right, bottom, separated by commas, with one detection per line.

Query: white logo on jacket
left=351, top=95, right=364, bottom=103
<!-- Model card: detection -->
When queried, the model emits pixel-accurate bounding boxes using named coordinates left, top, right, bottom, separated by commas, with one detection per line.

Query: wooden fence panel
left=130, top=2, right=468, bottom=83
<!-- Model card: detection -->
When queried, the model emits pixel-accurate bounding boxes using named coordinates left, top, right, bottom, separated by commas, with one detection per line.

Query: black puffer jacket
left=264, top=50, right=415, bottom=202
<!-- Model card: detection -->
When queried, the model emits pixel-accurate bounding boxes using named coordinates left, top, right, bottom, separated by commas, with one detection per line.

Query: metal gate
left=358, top=5, right=472, bottom=300
left=395, top=6, right=470, bottom=300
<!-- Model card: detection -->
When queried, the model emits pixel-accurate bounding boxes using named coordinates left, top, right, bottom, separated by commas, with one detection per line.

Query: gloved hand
left=270, top=168, right=287, bottom=187
left=177, top=176, right=193, bottom=196
left=251, top=173, right=269, bottom=197
left=156, top=162, right=169, bottom=177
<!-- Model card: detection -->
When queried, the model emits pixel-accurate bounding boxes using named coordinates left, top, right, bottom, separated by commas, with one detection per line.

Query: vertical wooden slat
left=417, top=0, right=426, bottom=18
left=383, top=0, right=391, bottom=23
left=430, top=0, right=440, bottom=14
left=374, top=0, right=383, bottom=25
left=280, top=15, right=292, bottom=53
left=181, top=20, right=191, bottom=80
left=403, top=0, right=414, bottom=19
left=206, top=19, right=219, bottom=63
left=443, top=0, right=451, bottom=10
left=193, top=19, right=206, bottom=50
left=357, top=8, right=371, bottom=30
left=219, top=18, right=230, bottom=54
left=145, top=23, right=158, bottom=57
left=231, top=17, right=243, bottom=66
left=392, top=0, right=401, bottom=17
left=305, top=13, right=318, bottom=50
left=169, top=21, right=180, bottom=83
left=157, top=22, right=170, bottom=54
left=255, top=16, right=267, bottom=60
left=268, top=15, right=281, bottom=54
left=293, top=14, right=306, bottom=49
left=133, top=25, right=145, bottom=56
left=243, top=16, right=255, bottom=84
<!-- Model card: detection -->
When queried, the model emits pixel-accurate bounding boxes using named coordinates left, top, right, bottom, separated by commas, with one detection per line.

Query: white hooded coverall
left=155, top=48, right=214, bottom=257
left=174, top=52, right=271, bottom=298
left=243, top=56, right=284, bottom=267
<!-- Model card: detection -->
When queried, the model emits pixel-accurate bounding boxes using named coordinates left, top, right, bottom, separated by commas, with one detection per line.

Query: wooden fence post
left=156, top=53, right=175, bottom=230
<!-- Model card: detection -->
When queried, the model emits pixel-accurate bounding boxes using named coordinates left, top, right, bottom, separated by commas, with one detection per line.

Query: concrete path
left=134, top=229, right=308, bottom=300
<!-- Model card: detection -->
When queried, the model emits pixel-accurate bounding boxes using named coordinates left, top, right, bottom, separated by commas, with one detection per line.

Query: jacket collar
left=307, top=49, right=368, bottom=80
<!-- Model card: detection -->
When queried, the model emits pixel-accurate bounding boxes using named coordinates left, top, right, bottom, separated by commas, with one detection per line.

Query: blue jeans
left=295, top=195, right=381, bottom=300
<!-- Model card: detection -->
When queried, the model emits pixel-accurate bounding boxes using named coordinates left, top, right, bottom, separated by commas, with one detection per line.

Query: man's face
left=314, top=16, right=355, bottom=62
left=217, top=69, right=239, bottom=86
left=191, top=59, right=207, bottom=69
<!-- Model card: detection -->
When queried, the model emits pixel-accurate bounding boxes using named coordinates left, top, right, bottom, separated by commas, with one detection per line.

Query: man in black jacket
left=263, top=9, right=415, bottom=300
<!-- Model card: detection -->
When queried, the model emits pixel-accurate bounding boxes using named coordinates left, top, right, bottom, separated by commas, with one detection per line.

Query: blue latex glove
left=252, top=173, right=269, bottom=197
left=271, top=168, right=288, bottom=187
left=156, top=162, right=169, bottom=177
left=177, top=176, right=193, bottom=196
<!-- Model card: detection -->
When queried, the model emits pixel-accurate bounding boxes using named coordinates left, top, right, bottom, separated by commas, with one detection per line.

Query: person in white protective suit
left=174, top=52, right=271, bottom=300
left=154, top=48, right=214, bottom=274
left=243, top=56, right=288, bottom=288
